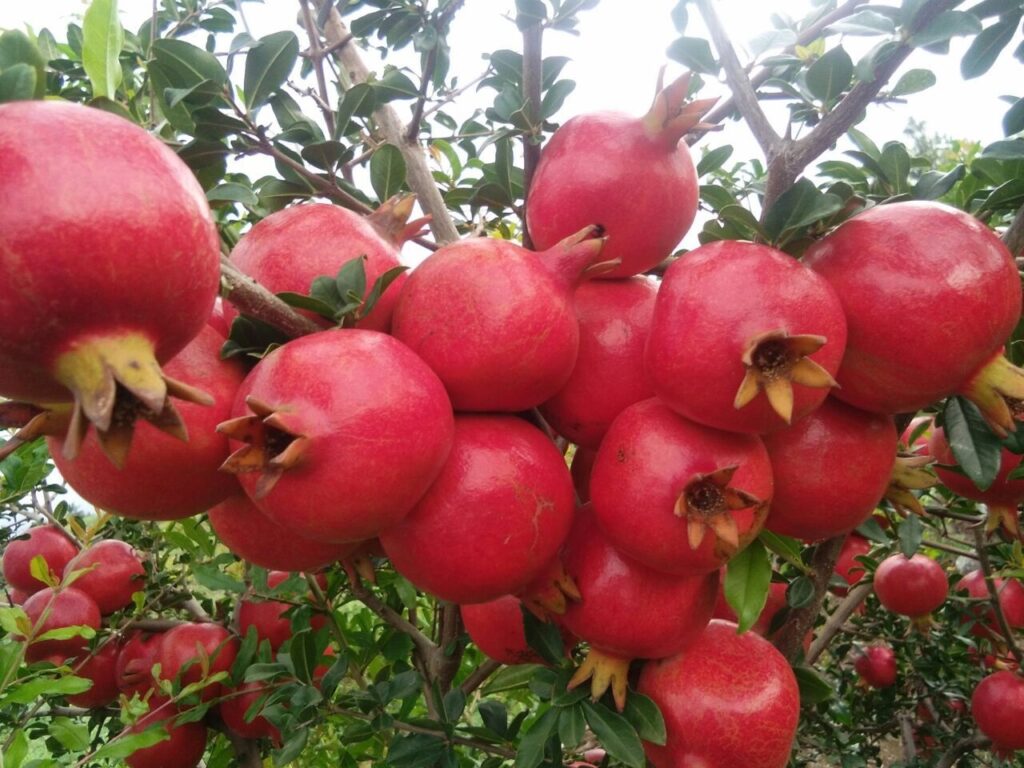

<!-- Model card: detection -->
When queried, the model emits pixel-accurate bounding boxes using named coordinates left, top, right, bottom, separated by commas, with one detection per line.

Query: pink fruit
left=955, top=569, right=1024, bottom=639
left=763, top=398, right=896, bottom=542
left=539, top=277, right=657, bottom=448
left=873, top=554, right=948, bottom=619
left=219, top=330, right=454, bottom=543
left=391, top=228, right=607, bottom=411
left=526, top=73, right=711, bottom=278
left=462, top=595, right=573, bottom=665
left=124, top=697, right=207, bottom=768
left=67, top=638, right=121, bottom=708
left=972, top=670, right=1024, bottom=756
left=638, top=620, right=800, bottom=768
left=854, top=644, right=898, bottom=689
left=238, top=571, right=327, bottom=652
left=20, top=587, right=102, bottom=663
left=804, top=202, right=1022, bottom=424
left=116, top=631, right=165, bottom=695
left=2, top=524, right=79, bottom=594
left=157, top=623, right=238, bottom=701
left=0, top=100, right=220, bottom=451
left=219, top=682, right=281, bottom=742
left=590, top=398, right=773, bottom=576
left=380, top=416, right=575, bottom=604
left=834, top=534, right=872, bottom=593
left=646, top=240, right=847, bottom=434
left=63, top=540, right=146, bottom=615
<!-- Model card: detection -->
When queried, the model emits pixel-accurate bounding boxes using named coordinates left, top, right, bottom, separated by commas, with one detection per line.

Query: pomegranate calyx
left=642, top=71, right=719, bottom=147
left=539, top=225, right=610, bottom=288
left=885, top=454, right=937, bottom=516
left=566, top=647, right=631, bottom=712
left=0, top=402, right=71, bottom=461
left=674, top=465, right=762, bottom=553
left=217, top=398, right=309, bottom=498
left=985, top=504, right=1022, bottom=540
left=957, top=353, right=1024, bottom=438
left=734, top=330, right=837, bottom=423
left=521, top=559, right=582, bottom=620
left=366, top=193, right=431, bottom=246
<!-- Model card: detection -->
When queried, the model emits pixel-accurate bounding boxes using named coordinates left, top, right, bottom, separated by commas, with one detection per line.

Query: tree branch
left=806, top=581, right=873, bottom=666
left=773, top=535, right=846, bottom=661
left=219, top=256, right=323, bottom=338
left=521, top=20, right=543, bottom=249
left=406, top=42, right=439, bottom=143
left=971, top=524, right=1024, bottom=667
left=1002, top=201, right=1024, bottom=257
left=935, top=733, right=990, bottom=768
left=298, top=0, right=337, bottom=138
left=347, top=579, right=434, bottom=657
left=460, top=659, right=502, bottom=696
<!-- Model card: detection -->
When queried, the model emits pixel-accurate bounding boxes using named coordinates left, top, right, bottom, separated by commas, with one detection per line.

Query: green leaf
left=206, top=182, right=259, bottom=206
left=3, top=729, right=28, bottom=768
left=724, top=540, right=772, bottom=633
left=0, top=605, right=29, bottom=636
left=759, top=531, right=810, bottom=574
left=336, top=83, right=376, bottom=136
left=91, top=727, right=170, bottom=762
left=582, top=700, right=645, bottom=768
left=981, top=138, right=1024, bottom=159
left=806, top=46, right=853, bottom=104
left=35, top=624, right=96, bottom=643
left=515, top=0, right=547, bottom=30
left=1003, top=97, right=1024, bottom=137
left=443, top=688, right=466, bottom=722
left=666, top=36, right=718, bottom=74
left=0, top=64, right=36, bottom=103
left=221, top=315, right=292, bottom=361
left=961, top=18, right=1018, bottom=79
left=274, top=727, right=309, bottom=766
left=362, top=265, right=409, bottom=318
left=540, top=79, right=575, bottom=120
left=483, top=664, right=543, bottom=695
left=0, top=30, right=45, bottom=98
left=191, top=563, right=245, bottom=593
left=479, top=700, right=508, bottom=736
left=244, top=31, right=299, bottom=110
left=29, top=553, right=59, bottom=588
left=943, top=396, right=1002, bottom=491
left=793, top=665, right=834, bottom=705
left=827, top=9, right=897, bottom=35
left=386, top=733, right=448, bottom=767
left=718, top=204, right=767, bottom=241
left=913, top=164, right=965, bottom=200
left=898, top=512, right=923, bottom=557
left=622, top=693, right=666, bottom=746
left=522, top=606, right=565, bottom=665
left=370, top=144, right=407, bottom=202
left=909, top=10, right=982, bottom=48
left=49, top=717, right=91, bottom=751
left=696, top=145, right=734, bottom=176
left=151, top=39, right=228, bottom=90
left=557, top=704, right=586, bottom=748
left=82, top=0, right=124, bottom=99
left=889, top=68, right=936, bottom=97
left=762, top=178, right=843, bottom=243
left=514, top=708, right=559, bottom=768
left=787, top=575, right=816, bottom=609
left=1, top=675, right=92, bottom=706
left=878, top=141, right=911, bottom=192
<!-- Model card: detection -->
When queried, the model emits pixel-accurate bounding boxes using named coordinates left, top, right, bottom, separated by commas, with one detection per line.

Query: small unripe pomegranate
left=63, top=540, right=146, bottom=615
left=2, top=524, right=79, bottom=594
left=854, top=644, right=898, bottom=689
left=972, top=670, right=1024, bottom=757
left=873, top=553, right=948, bottom=620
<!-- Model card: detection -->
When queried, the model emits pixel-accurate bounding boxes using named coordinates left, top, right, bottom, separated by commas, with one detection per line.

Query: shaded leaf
left=943, top=396, right=1002, bottom=491
left=558, top=704, right=585, bottom=748
left=961, top=18, right=1018, bottom=79
left=794, top=665, right=834, bottom=705
left=890, top=68, right=936, bottom=97
left=827, top=9, right=897, bottom=35
left=806, top=46, right=853, bottom=104
left=899, top=512, right=923, bottom=557
left=909, top=10, right=982, bottom=48
left=582, top=700, right=645, bottom=768
left=666, top=36, right=717, bottom=74
left=622, top=693, right=666, bottom=746
left=913, top=164, right=965, bottom=200
left=244, top=31, right=298, bottom=110
left=514, top=707, right=558, bottom=768
left=370, top=144, right=407, bottom=202
left=762, top=178, right=843, bottom=243
left=0, top=64, right=36, bottom=103
left=522, top=606, right=565, bottom=665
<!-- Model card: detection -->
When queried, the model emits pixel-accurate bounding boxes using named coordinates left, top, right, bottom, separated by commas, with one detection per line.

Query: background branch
left=806, top=581, right=873, bottom=665
left=773, top=535, right=846, bottom=661
left=219, top=256, right=323, bottom=338
left=521, top=20, right=544, bottom=249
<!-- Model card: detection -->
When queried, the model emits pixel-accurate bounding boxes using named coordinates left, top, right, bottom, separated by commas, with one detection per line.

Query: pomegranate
left=462, top=595, right=574, bottom=665
left=209, top=493, right=357, bottom=572
left=238, top=571, right=327, bottom=652
left=873, top=553, right=948, bottom=620
left=157, top=622, right=239, bottom=701
left=525, top=72, right=713, bottom=278
left=391, top=227, right=609, bottom=411
left=0, top=100, right=220, bottom=457
left=763, top=398, right=897, bottom=542
left=646, top=240, right=847, bottom=433
left=123, top=697, right=207, bottom=768
left=804, top=201, right=1022, bottom=426
left=226, top=196, right=425, bottom=333
left=20, top=587, right=102, bottom=663
left=218, top=330, right=454, bottom=543
left=67, top=638, right=121, bottom=708
left=380, top=415, right=575, bottom=604
left=570, top=446, right=596, bottom=504
left=2, top=524, right=79, bottom=594
left=539, top=277, right=657, bottom=448
left=590, top=398, right=773, bottom=576
left=955, top=569, right=1024, bottom=639
left=63, top=539, right=146, bottom=615
left=929, top=426, right=1024, bottom=538
left=638, top=620, right=800, bottom=768
left=854, top=644, right=898, bottom=689
left=219, top=681, right=281, bottom=742
left=561, top=506, right=719, bottom=710
left=972, top=670, right=1024, bottom=756
left=833, top=533, right=872, bottom=593
left=116, top=630, right=165, bottom=695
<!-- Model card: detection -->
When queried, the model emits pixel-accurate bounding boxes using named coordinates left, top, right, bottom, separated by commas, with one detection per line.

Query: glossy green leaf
left=622, top=692, right=666, bottom=746
left=35, top=624, right=96, bottom=643
left=522, top=606, right=565, bottom=665
left=787, top=575, right=816, bottom=608
left=582, top=700, right=645, bottom=768
left=913, top=164, right=965, bottom=200
left=3, top=729, right=28, bottom=768
left=370, top=144, right=407, bottom=202
left=540, top=79, right=575, bottom=120
left=1, top=674, right=91, bottom=706
left=890, top=68, right=936, bottom=97
left=29, top=553, right=59, bottom=588
left=206, top=182, right=258, bottom=206
left=82, top=0, right=123, bottom=99
left=794, top=665, right=834, bottom=705
left=899, top=511, right=923, bottom=557
left=483, top=664, right=543, bottom=694
left=759, top=530, right=810, bottom=574
left=878, top=141, right=911, bottom=192
left=557, top=704, right=586, bottom=748
left=696, top=144, right=734, bottom=176
left=762, top=178, right=843, bottom=243
left=336, top=82, right=376, bottom=136
left=961, top=18, right=1018, bottom=79
left=806, top=46, right=853, bottom=104
left=49, top=717, right=90, bottom=751
left=386, top=733, right=448, bottom=767
left=514, top=707, right=558, bottom=768
left=666, top=36, right=717, bottom=74
left=909, top=10, right=982, bottom=48
left=244, top=31, right=299, bottom=110
left=151, top=39, right=227, bottom=89
left=724, top=539, right=772, bottom=633
left=943, top=396, right=1002, bottom=491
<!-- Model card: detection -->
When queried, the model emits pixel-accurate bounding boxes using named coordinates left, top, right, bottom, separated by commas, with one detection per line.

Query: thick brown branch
left=219, top=256, right=323, bottom=338
left=773, top=535, right=846, bottom=661
left=521, top=20, right=543, bottom=249
left=935, top=733, right=990, bottom=768
left=806, top=581, right=873, bottom=666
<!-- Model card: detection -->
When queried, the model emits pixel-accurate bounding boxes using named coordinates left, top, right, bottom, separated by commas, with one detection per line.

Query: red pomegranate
left=638, top=620, right=800, bottom=768
left=380, top=416, right=576, bottom=604
left=854, top=644, right=898, bottom=689
left=116, top=630, right=165, bottom=695
left=2, top=524, right=79, bottom=594
left=0, top=100, right=220, bottom=455
left=124, top=697, right=207, bottom=768
left=955, top=569, right=1024, bottom=639
left=539, top=277, right=657, bottom=448
left=972, top=670, right=1024, bottom=756
left=209, top=493, right=357, bottom=572
left=804, top=202, right=1022, bottom=424
left=570, top=446, right=596, bottom=504
left=873, top=553, right=948, bottom=620
left=47, top=325, right=245, bottom=512
left=561, top=506, right=719, bottom=711
left=63, top=540, right=146, bottom=615
left=763, top=398, right=896, bottom=542
left=590, top=398, right=773, bottom=576
left=391, top=227, right=609, bottom=411
left=525, top=72, right=712, bottom=278
left=218, top=330, right=454, bottom=543
left=834, top=534, right=872, bottom=593
left=226, top=197, right=425, bottom=333
left=219, top=681, right=281, bottom=742
left=66, top=638, right=121, bottom=708
left=646, top=240, right=847, bottom=433
left=929, top=426, right=1024, bottom=538
left=157, top=623, right=239, bottom=701
left=462, top=595, right=573, bottom=665
left=238, top=571, right=327, bottom=652
left=20, top=587, right=102, bottom=663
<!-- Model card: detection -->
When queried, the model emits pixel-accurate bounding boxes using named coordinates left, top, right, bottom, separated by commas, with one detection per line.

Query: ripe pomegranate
left=2, top=524, right=79, bottom=594
left=804, top=201, right=1022, bottom=425
left=63, top=540, right=146, bottom=615
left=20, top=586, right=102, bottom=663
left=0, top=100, right=220, bottom=456
left=46, top=325, right=245, bottom=510
left=525, top=72, right=713, bottom=278
left=561, top=506, right=719, bottom=710
left=646, top=240, right=847, bottom=433
left=833, top=533, right=872, bottom=593
left=955, top=569, right=1024, bottom=639
left=539, top=277, right=657, bottom=448
left=225, top=196, right=426, bottom=333
left=462, top=595, right=574, bottom=665
left=124, top=697, right=207, bottom=768
left=391, top=227, right=609, bottom=411
left=590, top=398, right=773, bottom=576
left=67, top=638, right=121, bottom=708
left=854, top=644, right=898, bottom=689
left=219, top=681, right=281, bottom=742
left=209, top=493, right=357, bottom=572
left=972, top=670, right=1024, bottom=756
left=638, top=620, right=800, bottom=768
left=380, top=415, right=575, bottom=604
left=929, top=426, right=1024, bottom=538
left=873, top=553, right=948, bottom=620
left=763, top=398, right=896, bottom=542
left=238, top=571, right=327, bottom=652
left=570, top=446, right=596, bottom=504
left=157, top=622, right=239, bottom=701
left=218, top=330, right=454, bottom=543
left=116, top=630, right=165, bottom=695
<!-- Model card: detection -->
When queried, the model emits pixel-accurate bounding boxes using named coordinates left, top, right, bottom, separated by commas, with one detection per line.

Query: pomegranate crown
left=642, top=70, right=719, bottom=147
left=366, top=194, right=432, bottom=246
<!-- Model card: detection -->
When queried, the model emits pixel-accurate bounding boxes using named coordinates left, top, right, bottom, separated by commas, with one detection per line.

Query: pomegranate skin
left=157, top=623, right=238, bottom=701
left=67, top=638, right=121, bottom=708
left=955, top=569, right=1024, bottom=639
left=804, top=201, right=1021, bottom=413
left=539, top=277, right=657, bottom=448
left=854, top=644, right=898, bottom=689
left=226, top=203, right=408, bottom=333
left=21, top=587, right=102, bottom=663
left=2, top=524, right=79, bottom=594
left=48, top=325, right=245, bottom=521
left=646, top=240, right=847, bottom=434
left=526, top=113, right=698, bottom=279
left=638, top=620, right=800, bottom=768
left=764, top=398, right=897, bottom=542
left=590, top=398, right=774, bottom=576
left=116, top=631, right=165, bottom=695
left=833, top=533, right=871, bottom=593
left=929, top=426, right=1024, bottom=507
left=874, top=554, right=948, bottom=618
left=380, top=416, right=576, bottom=604
left=63, top=539, right=146, bottom=615
left=972, top=671, right=1024, bottom=754
left=0, top=100, right=219, bottom=404
left=227, top=330, right=454, bottom=543
left=462, top=595, right=570, bottom=665
left=238, top=571, right=327, bottom=652
left=124, top=698, right=207, bottom=768
left=219, top=682, right=281, bottom=742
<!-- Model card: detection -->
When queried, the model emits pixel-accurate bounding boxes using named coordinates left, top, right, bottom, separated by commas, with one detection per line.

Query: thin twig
left=806, top=582, right=874, bottom=665
left=520, top=19, right=543, bottom=249
left=347, top=579, right=434, bottom=656
left=406, top=42, right=439, bottom=143
left=299, top=0, right=337, bottom=137
left=460, top=659, right=502, bottom=696
left=971, top=524, right=1024, bottom=667
left=305, top=574, right=368, bottom=690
